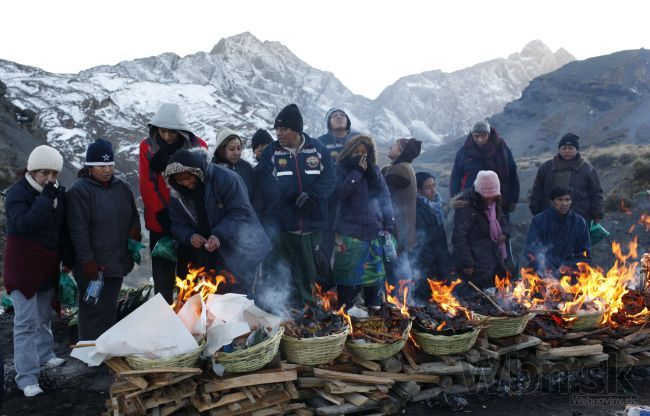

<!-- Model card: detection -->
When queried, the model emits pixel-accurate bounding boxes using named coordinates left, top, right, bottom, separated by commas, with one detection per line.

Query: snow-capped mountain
left=0, top=33, right=572, bottom=182
left=374, top=40, right=575, bottom=143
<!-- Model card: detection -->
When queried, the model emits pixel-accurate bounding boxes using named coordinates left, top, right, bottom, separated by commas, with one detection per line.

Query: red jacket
left=139, top=134, right=207, bottom=232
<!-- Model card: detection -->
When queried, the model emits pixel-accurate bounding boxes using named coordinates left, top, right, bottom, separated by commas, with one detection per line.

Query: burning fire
left=496, top=238, right=650, bottom=328
left=426, top=279, right=472, bottom=320
left=640, top=213, right=650, bottom=232
left=313, top=283, right=338, bottom=312
left=385, top=280, right=411, bottom=317
left=172, top=266, right=229, bottom=312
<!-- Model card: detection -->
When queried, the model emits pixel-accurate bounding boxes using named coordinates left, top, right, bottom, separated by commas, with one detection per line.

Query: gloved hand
left=295, top=192, right=317, bottom=213
left=156, top=208, right=171, bottom=234
left=83, top=260, right=99, bottom=280
left=295, top=192, right=310, bottom=208
left=128, top=227, right=142, bottom=242
left=150, top=150, right=171, bottom=173
left=42, top=182, right=59, bottom=199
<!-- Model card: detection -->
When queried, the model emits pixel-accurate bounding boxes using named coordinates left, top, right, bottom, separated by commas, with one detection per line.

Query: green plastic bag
left=128, top=238, right=146, bottom=265
left=57, top=271, right=78, bottom=307
left=151, top=236, right=177, bottom=262
left=589, top=220, right=610, bottom=245
left=1, top=293, right=12, bottom=310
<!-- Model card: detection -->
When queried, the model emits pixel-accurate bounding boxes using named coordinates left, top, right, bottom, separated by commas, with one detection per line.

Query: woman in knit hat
left=451, top=170, right=510, bottom=290
left=3, top=145, right=71, bottom=397
left=66, top=139, right=141, bottom=341
left=163, top=148, right=270, bottom=296
left=332, top=135, right=395, bottom=309
left=211, top=127, right=254, bottom=201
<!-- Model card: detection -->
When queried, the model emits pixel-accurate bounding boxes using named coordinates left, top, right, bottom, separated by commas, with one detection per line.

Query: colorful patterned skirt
left=333, top=235, right=385, bottom=287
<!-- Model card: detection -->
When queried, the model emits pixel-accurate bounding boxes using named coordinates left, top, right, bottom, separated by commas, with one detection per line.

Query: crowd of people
left=2, top=103, right=605, bottom=397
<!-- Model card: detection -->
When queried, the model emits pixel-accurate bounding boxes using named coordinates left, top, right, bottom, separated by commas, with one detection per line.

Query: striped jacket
left=258, top=133, right=336, bottom=233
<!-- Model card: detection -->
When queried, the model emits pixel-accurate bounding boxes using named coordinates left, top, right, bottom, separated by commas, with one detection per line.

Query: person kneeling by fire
left=163, top=148, right=270, bottom=297
left=524, top=187, right=591, bottom=276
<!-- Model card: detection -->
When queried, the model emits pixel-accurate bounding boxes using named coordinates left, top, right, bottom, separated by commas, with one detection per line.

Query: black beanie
left=274, top=104, right=303, bottom=133
left=251, top=129, right=273, bottom=150
left=415, top=172, right=435, bottom=190
left=558, top=133, right=580, bottom=149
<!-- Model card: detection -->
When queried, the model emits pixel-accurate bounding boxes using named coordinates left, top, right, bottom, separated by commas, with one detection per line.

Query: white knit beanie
left=27, top=145, right=63, bottom=172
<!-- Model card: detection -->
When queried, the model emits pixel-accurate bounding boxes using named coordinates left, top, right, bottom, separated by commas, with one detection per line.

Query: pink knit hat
left=473, top=170, right=500, bottom=198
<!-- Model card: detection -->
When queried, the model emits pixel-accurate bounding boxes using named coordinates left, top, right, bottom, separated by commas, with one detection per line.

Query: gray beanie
left=27, top=145, right=63, bottom=172
left=148, top=103, right=192, bottom=132
left=471, top=120, right=491, bottom=134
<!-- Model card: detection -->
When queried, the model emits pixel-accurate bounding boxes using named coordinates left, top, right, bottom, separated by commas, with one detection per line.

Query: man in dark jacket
left=164, top=148, right=270, bottom=296
left=529, top=133, right=604, bottom=224
left=258, top=104, right=336, bottom=306
left=525, top=187, right=591, bottom=274
left=413, top=172, right=452, bottom=287
left=318, top=108, right=361, bottom=263
left=450, top=120, right=519, bottom=217
left=139, top=103, right=207, bottom=303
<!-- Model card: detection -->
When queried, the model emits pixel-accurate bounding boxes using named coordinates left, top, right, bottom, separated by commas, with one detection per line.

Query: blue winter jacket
left=169, top=163, right=271, bottom=276
left=335, top=164, right=395, bottom=242
left=317, top=130, right=362, bottom=162
left=524, top=207, right=591, bottom=272
left=258, top=134, right=336, bottom=233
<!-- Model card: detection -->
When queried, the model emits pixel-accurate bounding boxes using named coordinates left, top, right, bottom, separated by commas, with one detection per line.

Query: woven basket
left=475, top=313, right=535, bottom=339
left=281, top=326, right=349, bottom=365
left=561, top=311, right=604, bottom=331
left=214, top=327, right=284, bottom=373
left=125, top=340, right=206, bottom=370
left=413, top=328, right=480, bottom=356
left=346, top=321, right=412, bottom=361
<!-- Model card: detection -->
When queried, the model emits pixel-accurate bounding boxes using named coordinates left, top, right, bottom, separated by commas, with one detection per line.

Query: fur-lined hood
left=163, top=147, right=211, bottom=196
left=337, top=134, right=377, bottom=165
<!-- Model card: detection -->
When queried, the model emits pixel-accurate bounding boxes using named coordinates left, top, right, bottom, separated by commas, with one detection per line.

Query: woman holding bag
left=67, top=139, right=141, bottom=341
left=3, top=145, right=71, bottom=397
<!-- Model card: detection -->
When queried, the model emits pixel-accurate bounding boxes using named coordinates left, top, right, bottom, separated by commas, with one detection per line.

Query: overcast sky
left=2, top=0, right=649, bottom=99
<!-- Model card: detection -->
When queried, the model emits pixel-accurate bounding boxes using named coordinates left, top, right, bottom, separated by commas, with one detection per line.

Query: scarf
left=25, top=172, right=58, bottom=208
left=464, top=133, right=511, bottom=191
left=417, top=193, right=445, bottom=225
left=486, top=201, right=507, bottom=261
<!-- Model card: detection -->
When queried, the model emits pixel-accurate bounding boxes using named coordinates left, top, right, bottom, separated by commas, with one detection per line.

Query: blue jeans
left=11, top=289, right=57, bottom=389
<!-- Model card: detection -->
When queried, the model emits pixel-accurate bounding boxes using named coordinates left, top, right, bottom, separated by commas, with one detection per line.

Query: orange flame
left=172, top=266, right=228, bottom=312
left=640, top=213, right=650, bottom=232
left=427, top=279, right=471, bottom=319
left=385, top=280, right=411, bottom=317
left=313, top=283, right=338, bottom=312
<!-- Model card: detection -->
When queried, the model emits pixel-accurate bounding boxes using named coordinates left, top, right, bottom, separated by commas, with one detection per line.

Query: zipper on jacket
left=292, top=152, right=304, bottom=232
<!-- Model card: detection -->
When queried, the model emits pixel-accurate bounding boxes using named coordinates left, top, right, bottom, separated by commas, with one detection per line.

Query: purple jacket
left=335, top=164, right=395, bottom=242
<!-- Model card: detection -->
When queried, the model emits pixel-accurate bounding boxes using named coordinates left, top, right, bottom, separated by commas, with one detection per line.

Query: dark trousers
left=337, top=282, right=383, bottom=310
left=149, top=231, right=194, bottom=304
left=269, top=232, right=321, bottom=307
left=76, top=277, right=123, bottom=340
left=149, top=231, right=176, bottom=304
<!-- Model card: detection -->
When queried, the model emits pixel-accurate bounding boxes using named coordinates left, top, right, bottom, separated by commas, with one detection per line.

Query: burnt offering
left=609, top=289, right=650, bottom=328
left=283, top=304, right=348, bottom=339
left=409, top=304, right=474, bottom=335
left=348, top=303, right=410, bottom=344
left=463, top=293, right=528, bottom=317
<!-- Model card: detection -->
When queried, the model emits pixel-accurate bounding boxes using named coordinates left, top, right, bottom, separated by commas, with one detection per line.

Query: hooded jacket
left=139, top=105, right=207, bottom=233
left=166, top=149, right=270, bottom=277
left=67, top=174, right=140, bottom=279
left=529, top=153, right=604, bottom=222
left=335, top=135, right=395, bottom=241
left=451, top=188, right=510, bottom=288
left=524, top=206, right=591, bottom=272
left=450, top=128, right=519, bottom=211
left=211, top=127, right=254, bottom=201
left=258, top=133, right=336, bottom=233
